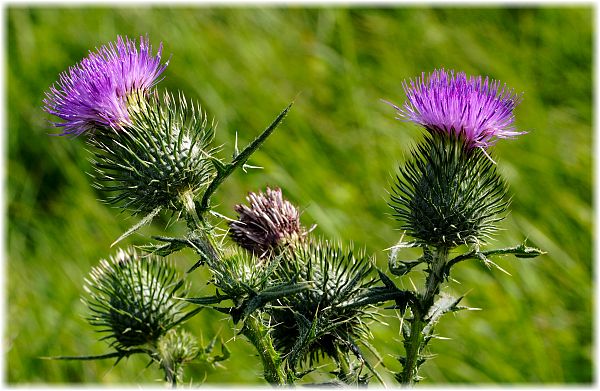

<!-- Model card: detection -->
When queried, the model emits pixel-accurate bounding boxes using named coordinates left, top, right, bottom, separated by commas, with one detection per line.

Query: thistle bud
left=83, top=247, right=190, bottom=350
left=90, top=91, right=217, bottom=214
left=157, top=328, right=199, bottom=384
left=229, top=187, right=305, bottom=257
left=270, top=240, right=375, bottom=368
left=210, top=248, right=268, bottom=299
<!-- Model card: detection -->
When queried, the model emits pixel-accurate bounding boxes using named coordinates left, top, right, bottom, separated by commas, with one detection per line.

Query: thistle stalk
left=332, top=346, right=353, bottom=384
left=423, top=247, right=449, bottom=309
left=241, top=314, right=287, bottom=386
left=400, top=317, right=425, bottom=386
left=399, top=247, right=448, bottom=386
left=388, top=69, right=545, bottom=386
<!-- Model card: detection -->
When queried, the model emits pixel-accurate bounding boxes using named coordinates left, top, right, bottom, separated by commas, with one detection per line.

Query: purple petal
left=391, top=69, right=524, bottom=149
left=43, top=35, right=169, bottom=136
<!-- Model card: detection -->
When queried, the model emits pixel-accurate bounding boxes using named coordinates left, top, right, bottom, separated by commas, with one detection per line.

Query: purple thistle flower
left=388, top=69, right=524, bottom=149
left=229, top=187, right=305, bottom=257
left=43, top=35, right=169, bottom=136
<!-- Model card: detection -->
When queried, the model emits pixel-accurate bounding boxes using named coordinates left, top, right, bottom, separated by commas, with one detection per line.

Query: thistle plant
left=44, top=35, right=543, bottom=386
left=224, top=189, right=381, bottom=385
left=382, top=69, right=544, bottom=385
left=43, top=35, right=293, bottom=386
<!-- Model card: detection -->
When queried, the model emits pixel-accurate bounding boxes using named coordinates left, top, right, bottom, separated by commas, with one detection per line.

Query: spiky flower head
left=83, top=247, right=190, bottom=350
left=270, top=239, right=376, bottom=370
left=90, top=91, right=216, bottom=214
left=209, top=247, right=273, bottom=302
left=44, top=35, right=168, bottom=136
left=390, top=133, right=509, bottom=248
left=388, top=69, right=524, bottom=150
left=229, top=187, right=305, bottom=257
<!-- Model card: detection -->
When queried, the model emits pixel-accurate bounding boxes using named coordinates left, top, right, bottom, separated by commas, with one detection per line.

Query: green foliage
left=7, top=6, right=592, bottom=385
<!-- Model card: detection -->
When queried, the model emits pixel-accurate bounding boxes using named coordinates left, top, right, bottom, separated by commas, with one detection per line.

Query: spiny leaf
left=111, top=206, right=162, bottom=247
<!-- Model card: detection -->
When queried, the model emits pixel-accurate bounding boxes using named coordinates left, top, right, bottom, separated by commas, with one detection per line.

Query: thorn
left=479, top=146, right=497, bottom=164
left=242, top=163, right=263, bottom=173
left=210, top=210, right=237, bottom=222
left=408, top=277, right=418, bottom=292
left=233, top=131, right=240, bottom=158
left=488, top=259, right=512, bottom=276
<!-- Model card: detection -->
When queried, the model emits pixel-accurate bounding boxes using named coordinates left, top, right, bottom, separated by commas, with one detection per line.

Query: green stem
left=162, top=361, right=180, bottom=388
left=400, top=247, right=449, bottom=386
left=423, top=247, right=449, bottom=309
left=241, top=314, right=287, bottom=386
left=400, top=316, right=425, bottom=386
left=333, top=347, right=353, bottom=384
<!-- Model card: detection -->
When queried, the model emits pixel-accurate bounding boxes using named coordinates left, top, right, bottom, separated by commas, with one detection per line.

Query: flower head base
left=210, top=248, right=273, bottom=300
left=83, top=247, right=189, bottom=350
left=90, top=91, right=216, bottom=214
left=229, top=187, right=305, bottom=257
left=270, top=240, right=376, bottom=371
left=390, top=69, right=524, bottom=150
left=44, top=35, right=168, bottom=135
left=390, top=132, right=509, bottom=248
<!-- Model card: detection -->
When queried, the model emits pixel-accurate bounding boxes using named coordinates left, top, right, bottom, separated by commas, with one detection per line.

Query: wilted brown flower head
left=229, top=187, right=305, bottom=257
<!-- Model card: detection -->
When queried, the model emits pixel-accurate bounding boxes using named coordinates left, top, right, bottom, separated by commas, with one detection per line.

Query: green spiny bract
left=83, top=247, right=190, bottom=350
left=269, top=239, right=377, bottom=371
left=390, top=132, right=509, bottom=249
left=209, top=248, right=273, bottom=303
left=89, top=90, right=217, bottom=214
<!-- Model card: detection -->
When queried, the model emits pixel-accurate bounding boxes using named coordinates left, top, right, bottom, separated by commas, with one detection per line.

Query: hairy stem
left=424, top=247, right=449, bottom=309
left=241, top=314, right=287, bottom=386
left=400, top=316, right=425, bottom=386
left=161, top=360, right=180, bottom=388
left=400, top=247, right=449, bottom=386
left=332, top=346, right=353, bottom=384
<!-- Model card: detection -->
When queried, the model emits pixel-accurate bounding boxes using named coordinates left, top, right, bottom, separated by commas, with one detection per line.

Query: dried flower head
left=388, top=69, right=524, bottom=150
left=229, top=187, right=304, bottom=257
left=44, top=35, right=168, bottom=135
left=83, top=247, right=190, bottom=350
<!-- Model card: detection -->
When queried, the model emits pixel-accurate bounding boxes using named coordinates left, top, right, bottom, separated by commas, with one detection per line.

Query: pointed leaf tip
left=111, top=206, right=162, bottom=247
left=514, top=244, right=546, bottom=258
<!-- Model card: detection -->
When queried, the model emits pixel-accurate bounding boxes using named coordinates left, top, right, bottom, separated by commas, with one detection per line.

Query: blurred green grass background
left=7, top=6, right=593, bottom=385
